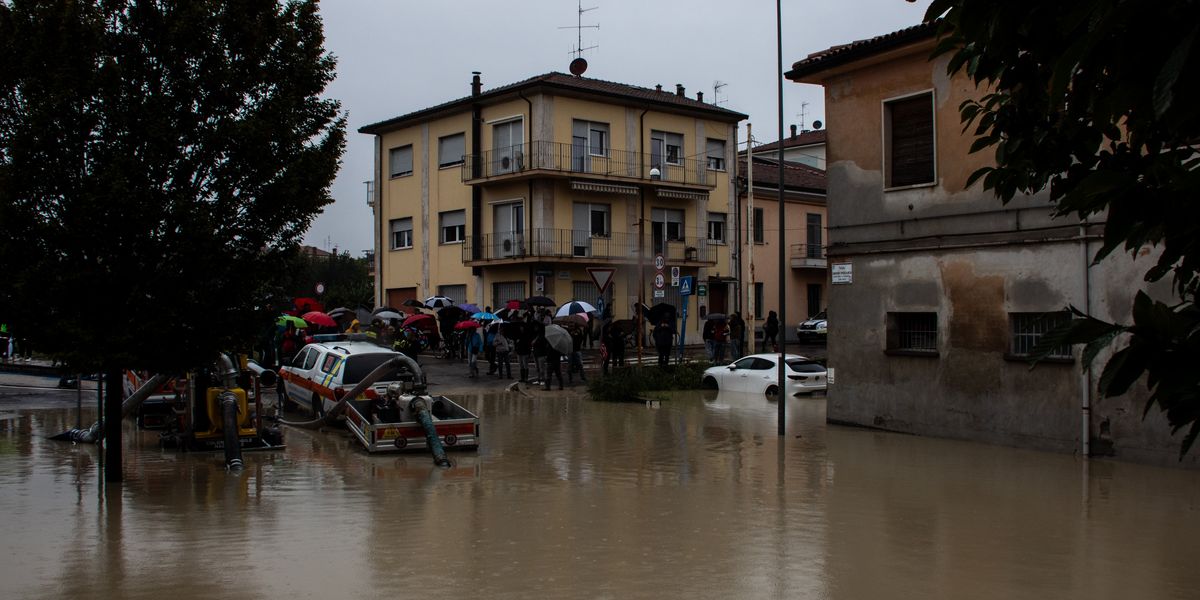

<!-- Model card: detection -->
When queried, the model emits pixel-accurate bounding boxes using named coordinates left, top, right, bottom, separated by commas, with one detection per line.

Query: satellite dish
left=812, top=119, right=823, bottom=130
left=569, top=57, right=588, bottom=76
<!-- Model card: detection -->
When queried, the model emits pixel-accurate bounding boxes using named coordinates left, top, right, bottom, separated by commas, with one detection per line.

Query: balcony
left=463, top=228, right=717, bottom=266
left=462, top=141, right=715, bottom=189
left=790, top=243, right=827, bottom=269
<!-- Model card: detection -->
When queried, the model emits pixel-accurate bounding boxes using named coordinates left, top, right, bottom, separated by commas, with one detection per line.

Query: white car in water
left=701, top=353, right=827, bottom=397
left=279, top=337, right=415, bottom=417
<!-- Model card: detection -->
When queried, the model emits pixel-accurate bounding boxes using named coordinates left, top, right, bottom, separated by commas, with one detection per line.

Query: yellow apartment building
left=359, top=72, right=746, bottom=341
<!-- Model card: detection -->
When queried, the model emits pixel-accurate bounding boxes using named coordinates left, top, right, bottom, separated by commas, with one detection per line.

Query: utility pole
left=746, top=124, right=756, bottom=351
left=775, top=0, right=787, bottom=436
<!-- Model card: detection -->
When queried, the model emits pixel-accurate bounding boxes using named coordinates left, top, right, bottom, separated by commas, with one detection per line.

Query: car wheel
left=702, top=376, right=719, bottom=390
left=765, top=385, right=779, bottom=399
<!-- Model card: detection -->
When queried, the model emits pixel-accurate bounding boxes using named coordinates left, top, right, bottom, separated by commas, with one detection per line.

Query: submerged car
left=701, top=353, right=827, bottom=397
left=279, top=336, right=416, bottom=417
left=796, top=310, right=827, bottom=343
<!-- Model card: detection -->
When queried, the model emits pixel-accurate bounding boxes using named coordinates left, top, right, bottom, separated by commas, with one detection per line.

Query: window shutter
left=889, top=95, right=934, bottom=186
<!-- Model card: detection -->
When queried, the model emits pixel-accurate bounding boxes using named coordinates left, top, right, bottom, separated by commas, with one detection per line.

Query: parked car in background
left=701, top=353, right=827, bottom=397
left=796, top=310, right=827, bottom=343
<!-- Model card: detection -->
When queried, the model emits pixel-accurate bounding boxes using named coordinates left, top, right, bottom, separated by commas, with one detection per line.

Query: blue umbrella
left=457, top=303, right=481, bottom=314
left=472, top=311, right=498, bottom=321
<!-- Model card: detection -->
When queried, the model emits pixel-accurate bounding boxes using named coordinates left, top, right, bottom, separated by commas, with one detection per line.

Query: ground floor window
left=887, top=312, right=938, bottom=354
left=572, top=280, right=614, bottom=315
left=492, top=281, right=526, bottom=310
left=438, top=284, right=467, bottom=304
left=1010, top=311, right=1072, bottom=359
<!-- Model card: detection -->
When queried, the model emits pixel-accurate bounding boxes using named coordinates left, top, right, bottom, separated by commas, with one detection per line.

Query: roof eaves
left=784, top=21, right=940, bottom=82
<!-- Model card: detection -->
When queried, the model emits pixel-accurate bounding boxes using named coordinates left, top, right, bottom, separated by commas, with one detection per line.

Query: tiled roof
left=785, top=21, right=939, bottom=81
left=737, top=156, right=826, bottom=194
left=360, top=72, right=747, bottom=134
left=745, top=130, right=826, bottom=153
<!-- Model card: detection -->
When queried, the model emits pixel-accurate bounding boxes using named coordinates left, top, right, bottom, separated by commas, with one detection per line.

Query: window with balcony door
left=706, top=139, right=726, bottom=171
left=492, top=118, right=524, bottom=174
left=806, top=213, right=823, bottom=258
left=707, top=212, right=726, bottom=244
left=651, top=207, right=684, bottom=254
left=651, top=130, right=683, bottom=168
left=752, top=207, right=765, bottom=244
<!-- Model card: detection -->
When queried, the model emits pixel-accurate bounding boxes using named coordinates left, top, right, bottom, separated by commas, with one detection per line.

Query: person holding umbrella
left=465, top=324, right=484, bottom=378
left=493, top=327, right=513, bottom=379
left=543, top=341, right=565, bottom=391
left=653, top=320, right=674, bottom=367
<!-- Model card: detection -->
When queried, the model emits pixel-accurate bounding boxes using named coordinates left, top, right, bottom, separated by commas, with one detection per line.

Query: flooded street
left=2, top=390, right=1199, bottom=599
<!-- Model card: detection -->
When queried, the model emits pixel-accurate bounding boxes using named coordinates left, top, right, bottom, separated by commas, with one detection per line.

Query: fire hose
left=49, top=373, right=171, bottom=443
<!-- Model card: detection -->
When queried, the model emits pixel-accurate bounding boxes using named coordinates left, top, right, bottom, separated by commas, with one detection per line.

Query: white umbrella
left=555, top=300, right=597, bottom=317
left=543, top=324, right=574, bottom=354
left=424, top=295, right=455, bottom=309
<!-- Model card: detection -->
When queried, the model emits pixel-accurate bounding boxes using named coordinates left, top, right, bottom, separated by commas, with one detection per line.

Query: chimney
left=791, top=124, right=798, bottom=138
left=676, top=84, right=685, bottom=97
left=655, top=84, right=663, bottom=92
left=471, top=71, right=481, bottom=96
left=696, top=91, right=704, bottom=102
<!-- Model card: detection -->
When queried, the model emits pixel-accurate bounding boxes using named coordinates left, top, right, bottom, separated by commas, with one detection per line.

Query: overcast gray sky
left=305, top=0, right=933, bottom=255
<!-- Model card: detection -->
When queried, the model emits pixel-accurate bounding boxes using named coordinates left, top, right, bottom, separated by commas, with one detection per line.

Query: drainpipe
left=519, top=90, right=535, bottom=270
left=471, top=72, right=483, bottom=277
left=1080, top=220, right=1092, bottom=457
left=637, top=108, right=650, bottom=364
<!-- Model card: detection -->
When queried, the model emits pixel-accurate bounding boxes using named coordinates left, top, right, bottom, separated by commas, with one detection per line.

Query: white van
left=279, top=337, right=414, bottom=417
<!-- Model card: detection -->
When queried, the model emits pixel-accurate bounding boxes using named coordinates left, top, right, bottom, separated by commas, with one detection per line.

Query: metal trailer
left=343, top=395, right=479, bottom=454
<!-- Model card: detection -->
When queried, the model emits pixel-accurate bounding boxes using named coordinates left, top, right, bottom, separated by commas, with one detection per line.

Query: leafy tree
left=281, top=250, right=374, bottom=314
left=0, top=0, right=346, bottom=374
left=926, top=0, right=1200, bottom=456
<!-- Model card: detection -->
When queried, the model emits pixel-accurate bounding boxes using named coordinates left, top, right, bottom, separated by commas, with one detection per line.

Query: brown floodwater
left=1, top=390, right=1198, bottom=599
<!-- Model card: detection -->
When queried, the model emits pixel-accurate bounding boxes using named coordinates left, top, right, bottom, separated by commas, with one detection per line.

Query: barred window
left=438, top=285, right=466, bottom=304
left=887, top=312, right=938, bottom=353
left=1010, top=312, right=1072, bottom=359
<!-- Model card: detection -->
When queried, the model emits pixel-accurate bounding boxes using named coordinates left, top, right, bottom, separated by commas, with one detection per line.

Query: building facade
left=734, top=151, right=827, bottom=346
left=787, top=24, right=1194, bottom=466
left=359, top=72, right=745, bottom=341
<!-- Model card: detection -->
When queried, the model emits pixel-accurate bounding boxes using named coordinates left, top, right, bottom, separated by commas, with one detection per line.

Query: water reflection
left=0, top=391, right=1198, bottom=599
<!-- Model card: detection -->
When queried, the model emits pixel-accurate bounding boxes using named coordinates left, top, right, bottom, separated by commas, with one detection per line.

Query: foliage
left=279, top=251, right=374, bottom=313
left=0, top=0, right=346, bottom=373
left=927, top=0, right=1200, bottom=456
left=586, top=361, right=710, bottom=402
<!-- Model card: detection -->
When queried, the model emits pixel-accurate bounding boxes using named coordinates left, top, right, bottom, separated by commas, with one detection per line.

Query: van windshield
left=342, top=353, right=410, bottom=385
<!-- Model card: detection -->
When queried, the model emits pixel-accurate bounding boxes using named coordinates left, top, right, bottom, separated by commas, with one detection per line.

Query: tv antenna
left=559, top=0, right=599, bottom=59
left=796, top=101, right=810, bottom=131
left=713, top=80, right=728, bottom=106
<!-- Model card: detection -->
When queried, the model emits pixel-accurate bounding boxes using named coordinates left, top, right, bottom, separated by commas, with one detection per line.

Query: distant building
left=359, top=71, right=746, bottom=340
left=734, top=150, right=827, bottom=346
left=787, top=23, right=1192, bottom=466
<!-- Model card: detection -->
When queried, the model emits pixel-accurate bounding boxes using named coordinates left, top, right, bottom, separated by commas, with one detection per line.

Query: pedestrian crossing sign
left=679, top=276, right=695, bottom=296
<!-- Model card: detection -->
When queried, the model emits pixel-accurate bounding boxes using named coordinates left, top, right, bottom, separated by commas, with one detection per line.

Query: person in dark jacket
left=728, top=312, right=746, bottom=360
left=653, top=321, right=674, bottom=367
left=763, top=311, right=779, bottom=352
left=543, top=345, right=565, bottom=390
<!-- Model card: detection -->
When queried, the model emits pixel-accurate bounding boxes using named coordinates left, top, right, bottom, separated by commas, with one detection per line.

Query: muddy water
left=1, top=391, right=1198, bottom=599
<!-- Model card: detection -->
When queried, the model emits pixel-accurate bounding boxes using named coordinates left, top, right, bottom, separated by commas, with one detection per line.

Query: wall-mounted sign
left=534, top=275, right=545, bottom=292
left=653, top=289, right=665, bottom=298
left=654, top=273, right=665, bottom=290
left=832, top=262, right=853, bottom=284
left=697, top=284, right=707, bottom=297
left=558, top=270, right=571, bottom=280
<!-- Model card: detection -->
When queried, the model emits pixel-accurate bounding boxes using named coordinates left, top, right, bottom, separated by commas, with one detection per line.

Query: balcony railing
left=462, top=140, right=713, bottom=188
left=463, top=228, right=717, bottom=265
left=789, top=243, right=827, bottom=269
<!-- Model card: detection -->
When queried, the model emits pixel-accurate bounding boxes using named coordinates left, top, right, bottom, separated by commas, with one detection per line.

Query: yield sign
left=586, top=267, right=616, bottom=294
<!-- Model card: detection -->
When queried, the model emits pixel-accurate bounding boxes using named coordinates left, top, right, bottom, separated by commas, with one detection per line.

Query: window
left=806, top=213, right=823, bottom=258
left=1010, top=312, right=1072, bottom=359
left=651, top=130, right=684, bottom=167
left=438, top=284, right=466, bottom=304
left=752, top=207, right=764, bottom=244
left=492, top=118, right=523, bottom=173
left=439, top=210, right=465, bottom=244
left=887, top=312, right=938, bottom=354
left=884, top=91, right=935, bottom=188
left=438, top=133, right=465, bottom=168
left=389, top=145, right=413, bottom=178
left=754, top=283, right=764, bottom=320
left=492, top=281, right=526, bottom=309
left=706, top=139, right=726, bottom=170
left=390, top=217, right=413, bottom=250
left=589, top=205, right=610, bottom=237
left=707, top=212, right=726, bottom=243
left=651, top=208, right=685, bottom=253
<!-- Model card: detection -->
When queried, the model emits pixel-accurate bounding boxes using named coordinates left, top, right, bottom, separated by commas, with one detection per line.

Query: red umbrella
left=506, top=299, right=524, bottom=310
left=302, top=311, right=337, bottom=327
left=294, top=297, right=323, bottom=313
left=402, top=314, right=435, bottom=327
left=454, top=320, right=481, bottom=330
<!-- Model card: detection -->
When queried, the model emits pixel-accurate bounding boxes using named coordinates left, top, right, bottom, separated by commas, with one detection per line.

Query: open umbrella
left=373, top=306, right=400, bottom=316
left=704, top=312, right=728, bottom=322
left=472, top=311, right=498, bottom=321
left=373, top=310, right=403, bottom=322
left=525, top=295, right=556, bottom=307
left=302, top=311, right=337, bottom=328
left=424, top=296, right=455, bottom=309
left=402, top=298, right=425, bottom=309
left=609, top=318, right=637, bottom=335
left=277, top=315, right=307, bottom=329
left=495, top=306, right=528, bottom=321
left=327, top=306, right=354, bottom=320
left=294, top=297, right=323, bottom=314
left=555, top=300, right=597, bottom=317
left=454, top=320, right=481, bottom=330
left=437, top=305, right=465, bottom=322
left=543, top=324, right=573, bottom=354
left=402, top=314, right=435, bottom=327
left=505, top=299, right=525, bottom=310
left=647, top=303, right=678, bottom=326
left=457, top=303, right=481, bottom=314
